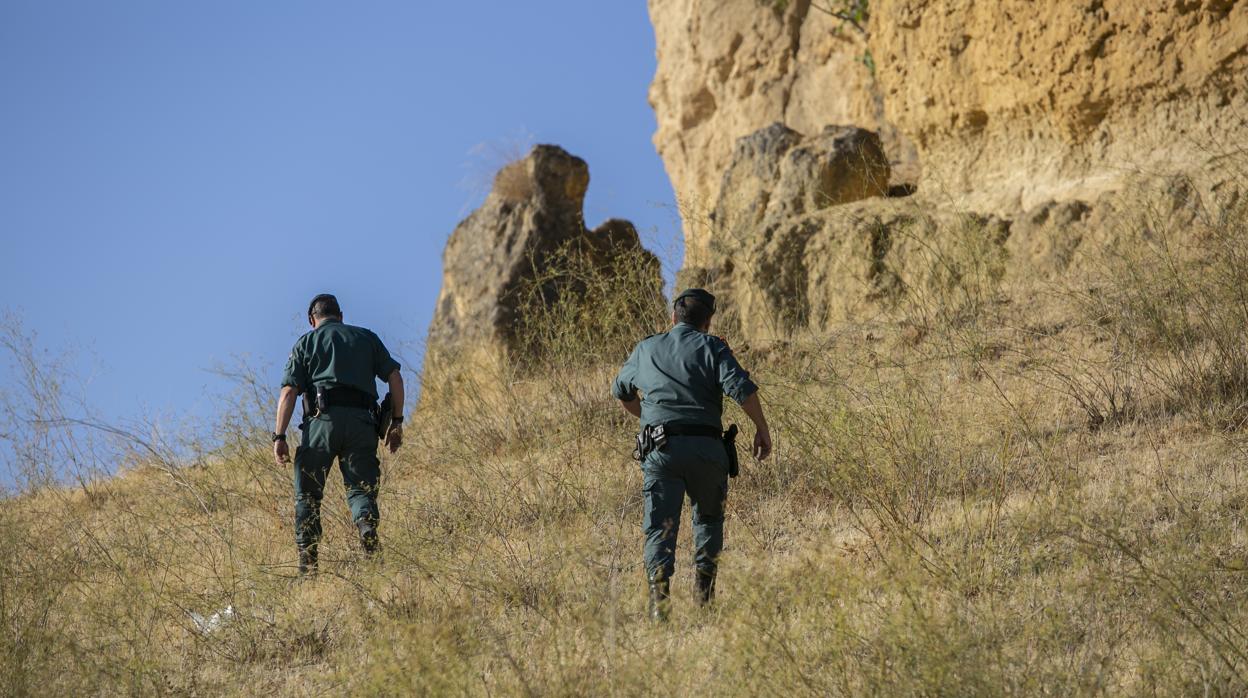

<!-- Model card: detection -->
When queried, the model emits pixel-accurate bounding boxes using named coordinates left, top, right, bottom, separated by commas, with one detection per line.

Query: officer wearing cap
left=612, top=288, right=773, bottom=621
left=273, top=294, right=405, bottom=576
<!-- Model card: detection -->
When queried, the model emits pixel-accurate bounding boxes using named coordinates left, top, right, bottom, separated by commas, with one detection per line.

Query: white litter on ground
left=188, top=605, right=236, bottom=635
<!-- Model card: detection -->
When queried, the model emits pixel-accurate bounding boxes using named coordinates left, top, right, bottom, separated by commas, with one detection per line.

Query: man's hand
left=740, top=392, right=772, bottom=460
left=385, top=425, right=403, bottom=453
left=753, top=428, right=773, bottom=461
left=273, top=385, right=298, bottom=465
left=619, top=397, right=642, bottom=419
left=274, top=439, right=290, bottom=465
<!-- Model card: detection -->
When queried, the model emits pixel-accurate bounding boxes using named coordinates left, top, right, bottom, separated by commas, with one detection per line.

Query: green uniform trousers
left=293, top=406, right=381, bottom=548
left=642, top=434, right=729, bottom=581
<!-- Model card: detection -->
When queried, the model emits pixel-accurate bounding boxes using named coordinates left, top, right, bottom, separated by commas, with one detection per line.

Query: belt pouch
left=723, top=424, right=740, bottom=478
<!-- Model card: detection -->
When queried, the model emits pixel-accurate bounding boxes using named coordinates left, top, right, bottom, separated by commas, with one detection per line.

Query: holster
left=302, top=385, right=332, bottom=419
left=374, top=392, right=393, bottom=439
left=632, top=424, right=668, bottom=462
left=301, top=392, right=314, bottom=424
left=299, top=387, right=325, bottom=426
left=723, top=424, right=740, bottom=478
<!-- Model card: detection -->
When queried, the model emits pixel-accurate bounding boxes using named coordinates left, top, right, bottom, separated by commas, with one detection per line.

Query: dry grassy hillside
left=3, top=184, right=1248, bottom=695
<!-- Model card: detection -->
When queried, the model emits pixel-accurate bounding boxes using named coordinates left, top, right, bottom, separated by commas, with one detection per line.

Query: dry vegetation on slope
left=4, top=183, right=1248, bottom=695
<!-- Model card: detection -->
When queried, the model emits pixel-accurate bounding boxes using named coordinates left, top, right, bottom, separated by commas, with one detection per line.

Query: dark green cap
left=673, top=288, right=716, bottom=313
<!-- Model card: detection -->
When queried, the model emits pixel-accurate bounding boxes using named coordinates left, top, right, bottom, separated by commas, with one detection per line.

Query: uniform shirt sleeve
left=611, top=343, right=642, bottom=401
left=281, top=341, right=309, bottom=391
left=371, top=333, right=401, bottom=381
left=713, top=338, right=758, bottom=404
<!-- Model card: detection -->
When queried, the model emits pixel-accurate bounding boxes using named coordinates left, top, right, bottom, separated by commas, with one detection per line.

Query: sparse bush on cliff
left=511, top=237, right=667, bottom=369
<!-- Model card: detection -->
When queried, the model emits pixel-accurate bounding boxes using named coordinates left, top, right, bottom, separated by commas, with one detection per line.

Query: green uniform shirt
left=612, top=323, right=758, bottom=429
left=281, top=319, right=400, bottom=399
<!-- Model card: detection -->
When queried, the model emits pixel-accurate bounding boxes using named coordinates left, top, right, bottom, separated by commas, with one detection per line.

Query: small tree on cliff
left=770, top=0, right=874, bottom=73
left=770, top=0, right=869, bottom=36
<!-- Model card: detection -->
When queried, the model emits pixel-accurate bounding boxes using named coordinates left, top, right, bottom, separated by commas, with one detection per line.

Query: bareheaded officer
left=273, top=294, right=405, bottom=576
left=612, top=288, right=772, bottom=621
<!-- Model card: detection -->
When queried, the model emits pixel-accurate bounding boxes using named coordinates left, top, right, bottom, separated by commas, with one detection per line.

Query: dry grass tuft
left=493, top=160, right=535, bottom=202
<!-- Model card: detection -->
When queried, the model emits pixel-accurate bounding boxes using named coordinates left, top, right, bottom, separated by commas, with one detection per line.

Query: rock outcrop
left=423, top=145, right=661, bottom=392
left=715, top=123, right=889, bottom=232
left=682, top=123, right=891, bottom=337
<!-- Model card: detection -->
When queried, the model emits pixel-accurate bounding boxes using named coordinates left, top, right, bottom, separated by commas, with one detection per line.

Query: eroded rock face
left=424, top=145, right=660, bottom=388
left=648, top=0, right=918, bottom=268
left=871, top=0, right=1248, bottom=213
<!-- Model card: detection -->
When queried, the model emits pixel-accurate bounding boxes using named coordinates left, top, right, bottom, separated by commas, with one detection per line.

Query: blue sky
left=0, top=1, right=682, bottom=432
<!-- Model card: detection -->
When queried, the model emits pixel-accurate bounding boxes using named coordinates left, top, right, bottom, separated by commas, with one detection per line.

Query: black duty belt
left=661, top=424, right=723, bottom=438
left=633, top=422, right=727, bottom=463
left=310, top=386, right=375, bottom=410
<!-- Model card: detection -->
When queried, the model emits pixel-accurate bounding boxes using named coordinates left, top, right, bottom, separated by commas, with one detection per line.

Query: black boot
left=298, top=543, right=318, bottom=577
left=356, top=520, right=380, bottom=556
left=648, top=573, right=671, bottom=623
left=695, top=567, right=717, bottom=606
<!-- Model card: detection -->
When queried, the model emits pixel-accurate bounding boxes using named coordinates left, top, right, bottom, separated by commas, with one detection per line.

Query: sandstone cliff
left=651, top=0, right=1247, bottom=223
left=650, top=0, right=1248, bottom=340
left=648, top=0, right=918, bottom=268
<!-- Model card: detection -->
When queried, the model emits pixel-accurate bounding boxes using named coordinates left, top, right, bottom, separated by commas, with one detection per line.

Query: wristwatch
left=272, top=433, right=287, bottom=443
left=391, top=416, right=404, bottom=425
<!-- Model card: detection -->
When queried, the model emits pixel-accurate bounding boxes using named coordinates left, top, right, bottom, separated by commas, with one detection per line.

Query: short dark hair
left=674, top=295, right=714, bottom=328
left=308, top=293, right=342, bottom=320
